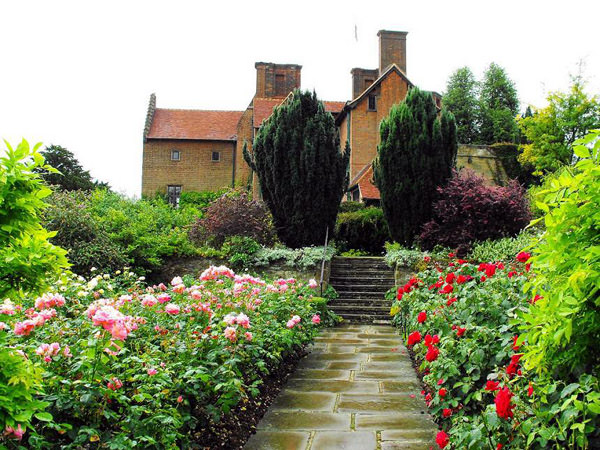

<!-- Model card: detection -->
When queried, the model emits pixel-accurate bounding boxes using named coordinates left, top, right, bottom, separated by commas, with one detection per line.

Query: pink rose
left=147, top=368, right=158, bottom=376
left=286, top=320, right=295, bottom=329
left=165, top=303, right=180, bottom=315
left=311, top=315, right=321, bottom=324
left=245, top=331, right=253, bottom=341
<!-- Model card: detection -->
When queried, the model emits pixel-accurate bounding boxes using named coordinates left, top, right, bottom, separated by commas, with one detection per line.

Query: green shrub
left=468, top=231, right=537, bottom=263
left=335, top=207, right=390, bottom=255
left=0, top=140, right=69, bottom=298
left=338, top=201, right=365, bottom=213
left=45, top=189, right=198, bottom=276
left=384, top=242, right=425, bottom=269
left=179, top=189, right=227, bottom=211
left=222, top=236, right=261, bottom=269
left=252, top=246, right=335, bottom=270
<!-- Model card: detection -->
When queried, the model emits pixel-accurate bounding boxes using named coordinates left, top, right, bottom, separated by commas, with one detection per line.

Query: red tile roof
left=253, top=98, right=347, bottom=128
left=147, top=109, right=243, bottom=141
left=354, top=164, right=381, bottom=200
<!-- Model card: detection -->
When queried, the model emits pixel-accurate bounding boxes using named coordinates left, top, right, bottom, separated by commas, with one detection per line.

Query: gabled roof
left=147, top=109, right=243, bottom=141
left=253, top=97, right=347, bottom=129
left=335, top=64, right=414, bottom=125
left=349, top=163, right=381, bottom=200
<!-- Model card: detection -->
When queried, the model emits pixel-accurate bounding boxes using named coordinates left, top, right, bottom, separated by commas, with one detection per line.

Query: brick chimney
left=350, top=68, right=379, bottom=99
left=378, top=30, right=408, bottom=75
left=255, top=62, right=302, bottom=98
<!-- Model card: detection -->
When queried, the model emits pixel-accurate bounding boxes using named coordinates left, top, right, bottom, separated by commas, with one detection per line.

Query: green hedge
left=335, top=207, right=390, bottom=255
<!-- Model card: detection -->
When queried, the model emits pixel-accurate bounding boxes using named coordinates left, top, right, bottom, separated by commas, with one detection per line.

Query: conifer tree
left=373, top=87, right=457, bottom=245
left=444, top=67, right=479, bottom=144
left=244, top=90, right=350, bottom=248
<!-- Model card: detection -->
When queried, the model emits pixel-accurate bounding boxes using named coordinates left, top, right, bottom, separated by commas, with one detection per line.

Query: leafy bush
left=419, top=170, right=531, bottom=255
left=390, top=254, right=600, bottom=448
left=252, top=246, right=335, bottom=270
left=335, top=207, right=390, bottom=254
left=338, top=201, right=365, bottom=213
left=222, top=236, right=261, bottom=269
left=468, top=231, right=537, bottom=263
left=178, top=189, right=227, bottom=212
left=45, top=189, right=198, bottom=276
left=43, top=191, right=129, bottom=274
left=384, top=242, right=425, bottom=269
left=1, top=267, right=327, bottom=448
left=521, top=130, right=600, bottom=378
left=0, top=140, right=69, bottom=299
left=189, top=192, right=276, bottom=247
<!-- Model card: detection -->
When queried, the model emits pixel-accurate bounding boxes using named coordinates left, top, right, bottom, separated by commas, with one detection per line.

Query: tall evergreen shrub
left=373, top=87, right=457, bottom=245
left=244, top=90, right=350, bottom=248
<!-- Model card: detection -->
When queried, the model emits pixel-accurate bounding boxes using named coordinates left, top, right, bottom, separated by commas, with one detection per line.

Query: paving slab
left=337, top=393, right=425, bottom=413
left=285, top=379, right=380, bottom=393
left=270, top=392, right=337, bottom=411
left=355, top=414, right=436, bottom=430
left=289, top=369, right=350, bottom=380
left=257, top=411, right=351, bottom=431
left=312, top=431, right=377, bottom=449
left=244, top=431, right=310, bottom=450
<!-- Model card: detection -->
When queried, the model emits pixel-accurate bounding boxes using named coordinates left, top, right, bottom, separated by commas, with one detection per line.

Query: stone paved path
left=245, top=324, right=438, bottom=450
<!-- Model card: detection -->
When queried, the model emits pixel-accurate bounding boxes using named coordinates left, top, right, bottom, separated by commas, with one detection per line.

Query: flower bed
left=390, top=253, right=599, bottom=449
left=1, top=266, right=330, bottom=448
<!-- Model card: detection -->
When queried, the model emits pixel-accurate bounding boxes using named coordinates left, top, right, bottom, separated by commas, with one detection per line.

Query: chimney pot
left=378, top=30, right=408, bottom=76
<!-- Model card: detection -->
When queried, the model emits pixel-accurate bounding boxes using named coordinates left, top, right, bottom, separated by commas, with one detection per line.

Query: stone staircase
left=328, top=257, right=396, bottom=323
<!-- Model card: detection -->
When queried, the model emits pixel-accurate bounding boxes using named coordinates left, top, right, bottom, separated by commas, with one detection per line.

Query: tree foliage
left=244, top=90, right=350, bottom=248
left=518, top=76, right=600, bottom=175
left=479, top=63, right=520, bottom=144
left=373, top=87, right=457, bottom=245
left=0, top=140, right=69, bottom=298
left=37, top=145, right=108, bottom=191
left=443, top=67, right=479, bottom=144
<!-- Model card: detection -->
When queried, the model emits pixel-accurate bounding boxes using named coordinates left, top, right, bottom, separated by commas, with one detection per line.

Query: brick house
left=141, top=30, right=438, bottom=204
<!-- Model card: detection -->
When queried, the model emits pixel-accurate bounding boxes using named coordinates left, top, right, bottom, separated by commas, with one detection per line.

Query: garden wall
left=457, top=144, right=509, bottom=185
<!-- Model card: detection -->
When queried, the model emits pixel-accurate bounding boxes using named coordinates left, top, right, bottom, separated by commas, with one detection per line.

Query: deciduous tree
left=443, top=67, right=479, bottom=144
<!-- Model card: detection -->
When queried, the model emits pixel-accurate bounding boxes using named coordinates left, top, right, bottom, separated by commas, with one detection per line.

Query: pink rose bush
left=0, top=266, right=330, bottom=448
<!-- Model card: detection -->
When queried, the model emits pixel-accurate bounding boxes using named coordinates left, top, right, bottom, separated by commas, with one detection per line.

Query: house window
left=352, top=188, right=361, bottom=202
left=171, top=149, right=180, bottom=161
left=368, top=94, right=377, bottom=111
left=167, top=185, right=182, bottom=207
left=275, top=74, right=286, bottom=96
left=211, top=151, right=221, bottom=162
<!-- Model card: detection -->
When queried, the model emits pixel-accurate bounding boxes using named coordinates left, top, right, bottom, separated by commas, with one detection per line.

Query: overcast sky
left=1, top=0, right=598, bottom=197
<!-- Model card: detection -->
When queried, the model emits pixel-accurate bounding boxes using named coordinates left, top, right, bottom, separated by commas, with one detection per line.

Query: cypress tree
left=244, top=90, right=350, bottom=248
left=373, top=87, right=457, bottom=245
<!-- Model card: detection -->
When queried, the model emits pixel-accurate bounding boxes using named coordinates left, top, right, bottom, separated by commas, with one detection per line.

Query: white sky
left=1, top=0, right=598, bottom=197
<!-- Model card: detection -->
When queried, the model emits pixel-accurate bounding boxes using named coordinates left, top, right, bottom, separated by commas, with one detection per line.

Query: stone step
left=330, top=276, right=395, bottom=284
left=336, top=312, right=391, bottom=323
left=333, top=298, right=391, bottom=307
left=330, top=264, right=392, bottom=272
left=330, top=304, right=390, bottom=313
left=333, top=289, right=391, bottom=297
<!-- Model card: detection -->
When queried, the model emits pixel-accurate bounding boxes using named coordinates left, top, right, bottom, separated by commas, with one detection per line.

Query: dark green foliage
left=244, top=90, right=350, bottom=248
left=479, top=63, right=520, bottom=144
left=335, top=207, right=390, bottom=255
left=178, top=189, right=228, bottom=212
left=37, top=145, right=108, bottom=191
left=444, top=67, right=479, bottom=144
left=373, top=87, right=457, bottom=246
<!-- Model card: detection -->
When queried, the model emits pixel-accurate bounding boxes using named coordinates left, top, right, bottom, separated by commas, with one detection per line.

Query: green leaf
left=34, top=412, right=53, bottom=422
left=561, top=383, right=580, bottom=398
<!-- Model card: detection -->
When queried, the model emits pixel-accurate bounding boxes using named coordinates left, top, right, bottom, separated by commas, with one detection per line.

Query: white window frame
left=211, top=151, right=221, bottom=162
left=171, top=149, right=181, bottom=161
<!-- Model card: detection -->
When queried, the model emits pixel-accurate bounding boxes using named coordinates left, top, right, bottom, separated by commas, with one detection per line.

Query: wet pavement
left=245, top=324, right=438, bottom=450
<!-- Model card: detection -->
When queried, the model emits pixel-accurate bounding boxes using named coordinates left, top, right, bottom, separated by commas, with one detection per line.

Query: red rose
left=417, top=311, right=427, bottom=323
left=497, top=444, right=503, bottom=450
left=407, top=331, right=422, bottom=346
left=448, top=252, right=455, bottom=258
left=396, top=287, right=404, bottom=300
left=442, top=408, right=452, bottom=417
left=440, top=284, right=454, bottom=294
left=525, top=263, right=531, bottom=272
left=446, top=297, right=457, bottom=306
left=485, top=264, right=497, bottom=278
left=445, top=273, right=456, bottom=284
left=512, top=335, right=521, bottom=351
left=516, top=252, right=531, bottom=263
left=480, top=276, right=487, bottom=282
left=508, top=271, right=517, bottom=278
left=495, top=387, right=514, bottom=419
left=424, top=334, right=439, bottom=346
left=456, top=275, right=468, bottom=284
left=438, top=378, right=444, bottom=385
left=530, top=294, right=542, bottom=304
left=456, top=327, right=466, bottom=337
left=528, top=382, right=534, bottom=397
left=424, top=256, right=431, bottom=263
left=436, top=430, right=450, bottom=449
left=426, top=345, right=440, bottom=362
left=439, top=387, right=447, bottom=398
left=485, top=380, right=500, bottom=391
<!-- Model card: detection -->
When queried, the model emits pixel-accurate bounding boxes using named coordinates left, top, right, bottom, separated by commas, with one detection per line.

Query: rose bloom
left=436, top=430, right=449, bottom=449
left=236, top=313, right=250, bottom=328
left=417, top=311, right=427, bottom=323
left=516, top=251, right=531, bottom=263
left=286, top=319, right=296, bottom=329
left=311, top=314, right=321, bottom=324
left=308, top=279, right=318, bottom=288
left=442, top=408, right=452, bottom=417
left=485, top=380, right=501, bottom=391
left=245, top=331, right=253, bottom=341
left=425, top=345, right=439, bottom=362
left=438, top=387, right=447, bottom=398
left=224, top=326, right=237, bottom=342
left=170, top=276, right=183, bottom=286
left=456, top=327, right=466, bottom=337
left=4, top=424, right=25, bottom=441
left=165, top=303, right=180, bottom=315
left=407, top=331, right=421, bottom=346
left=157, top=293, right=171, bottom=304
left=292, top=315, right=301, bottom=324
left=147, top=368, right=158, bottom=376
left=495, top=387, right=514, bottom=419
